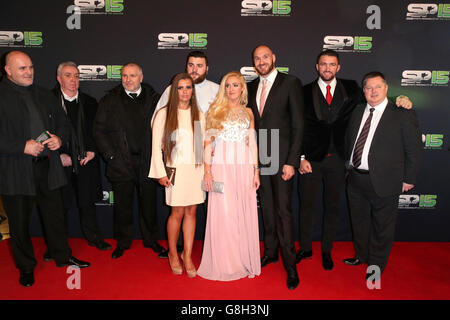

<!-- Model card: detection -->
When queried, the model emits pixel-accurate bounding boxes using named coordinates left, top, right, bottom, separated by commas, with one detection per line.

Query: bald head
left=5, top=51, right=34, bottom=87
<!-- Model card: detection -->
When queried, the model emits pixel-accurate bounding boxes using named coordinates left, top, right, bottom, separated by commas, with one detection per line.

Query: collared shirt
left=125, top=86, right=142, bottom=99
left=152, top=78, right=219, bottom=125
left=350, top=97, right=388, bottom=170
left=256, top=69, right=278, bottom=113
left=61, top=90, right=78, bottom=102
left=317, top=77, right=337, bottom=99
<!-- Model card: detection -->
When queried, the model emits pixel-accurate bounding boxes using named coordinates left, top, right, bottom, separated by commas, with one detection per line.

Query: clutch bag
left=201, top=180, right=224, bottom=193
left=165, top=166, right=176, bottom=185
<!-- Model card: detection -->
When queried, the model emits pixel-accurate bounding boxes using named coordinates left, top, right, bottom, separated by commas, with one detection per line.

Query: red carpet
left=0, top=238, right=449, bottom=300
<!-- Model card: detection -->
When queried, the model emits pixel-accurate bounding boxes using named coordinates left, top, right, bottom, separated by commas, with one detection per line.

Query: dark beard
left=256, top=62, right=275, bottom=76
left=191, top=72, right=207, bottom=84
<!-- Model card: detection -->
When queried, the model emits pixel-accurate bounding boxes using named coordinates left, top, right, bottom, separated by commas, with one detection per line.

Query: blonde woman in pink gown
left=197, top=71, right=261, bottom=281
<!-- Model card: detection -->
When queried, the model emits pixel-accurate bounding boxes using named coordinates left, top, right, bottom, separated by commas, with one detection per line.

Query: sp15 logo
left=323, top=36, right=372, bottom=52
left=240, top=66, right=289, bottom=82
left=157, top=33, right=207, bottom=49
left=406, top=3, right=450, bottom=19
left=422, top=134, right=444, bottom=149
left=74, top=0, right=123, bottom=13
left=401, top=70, right=449, bottom=86
left=0, top=31, right=42, bottom=47
left=241, top=0, right=291, bottom=16
left=78, top=65, right=122, bottom=81
left=398, top=194, right=437, bottom=209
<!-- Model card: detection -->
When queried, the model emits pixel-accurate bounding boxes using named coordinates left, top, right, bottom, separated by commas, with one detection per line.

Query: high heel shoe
left=168, top=254, right=183, bottom=275
left=180, top=252, right=197, bottom=278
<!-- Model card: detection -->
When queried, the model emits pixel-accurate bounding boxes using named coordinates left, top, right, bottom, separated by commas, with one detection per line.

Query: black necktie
left=352, top=108, right=375, bottom=168
left=129, top=93, right=138, bottom=99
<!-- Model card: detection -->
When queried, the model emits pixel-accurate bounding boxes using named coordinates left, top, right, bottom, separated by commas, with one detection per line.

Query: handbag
left=165, top=165, right=176, bottom=185
left=201, top=180, right=225, bottom=193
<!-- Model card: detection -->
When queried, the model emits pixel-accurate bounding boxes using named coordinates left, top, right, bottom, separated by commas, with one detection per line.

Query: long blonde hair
left=206, top=71, right=248, bottom=131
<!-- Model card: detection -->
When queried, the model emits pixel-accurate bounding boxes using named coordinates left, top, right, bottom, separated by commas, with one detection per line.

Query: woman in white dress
left=149, top=73, right=205, bottom=277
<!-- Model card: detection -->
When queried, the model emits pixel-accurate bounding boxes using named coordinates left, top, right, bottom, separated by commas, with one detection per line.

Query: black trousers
left=61, top=167, right=104, bottom=244
left=298, top=154, right=346, bottom=253
left=111, top=177, right=158, bottom=249
left=1, top=159, right=71, bottom=272
left=347, top=169, right=398, bottom=272
left=259, top=170, right=296, bottom=274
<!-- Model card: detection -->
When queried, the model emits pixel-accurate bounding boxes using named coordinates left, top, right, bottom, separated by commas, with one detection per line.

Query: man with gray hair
left=48, top=61, right=111, bottom=254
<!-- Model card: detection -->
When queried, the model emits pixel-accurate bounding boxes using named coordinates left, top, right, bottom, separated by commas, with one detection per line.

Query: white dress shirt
left=61, top=90, right=78, bottom=102
left=317, top=77, right=337, bottom=99
left=256, top=69, right=278, bottom=113
left=125, top=86, right=142, bottom=98
left=350, top=97, right=389, bottom=170
left=151, top=79, right=219, bottom=126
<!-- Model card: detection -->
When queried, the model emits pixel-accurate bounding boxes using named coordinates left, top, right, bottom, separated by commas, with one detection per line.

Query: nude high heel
left=180, top=252, right=197, bottom=278
left=168, top=254, right=183, bottom=275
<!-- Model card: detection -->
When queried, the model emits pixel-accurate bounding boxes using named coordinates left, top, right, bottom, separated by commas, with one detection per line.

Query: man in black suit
left=0, top=51, right=90, bottom=287
left=247, top=45, right=305, bottom=289
left=297, top=50, right=412, bottom=271
left=344, top=72, right=421, bottom=280
left=94, top=62, right=165, bottom=259
left=51, top=61, right=111, bottom=252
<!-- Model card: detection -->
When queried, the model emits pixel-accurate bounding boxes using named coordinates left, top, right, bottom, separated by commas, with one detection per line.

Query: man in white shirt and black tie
left=94, top=62, right=166, bottom=259
left=344, top=71, right=422, bottom=280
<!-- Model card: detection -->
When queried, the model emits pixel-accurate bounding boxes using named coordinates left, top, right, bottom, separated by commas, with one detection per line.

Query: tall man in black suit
left=344, top=72, right=421, bottom=279
left=247, top=45, right=305, bottom=290
left=94, top=62, right=165, bottom=259
left=297, top=50, right=412, bottom=271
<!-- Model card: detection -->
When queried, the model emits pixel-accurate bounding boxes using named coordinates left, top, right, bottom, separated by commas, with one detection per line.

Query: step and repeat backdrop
left=1, top=0, right=448, bottom=241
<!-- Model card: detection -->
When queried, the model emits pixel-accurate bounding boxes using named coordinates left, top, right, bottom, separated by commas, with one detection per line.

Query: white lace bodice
left=215, top=108, right=251, bottom=143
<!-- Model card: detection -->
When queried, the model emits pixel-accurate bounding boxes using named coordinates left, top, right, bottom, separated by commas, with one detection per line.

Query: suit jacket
left=93, top=83, right=160, bottom=182
left=345, top=101, right=422, bottom=197
left=0, top=77, right=69, bottom=195
left=302, top=78, right=363, bottom=161
left=247, top=71, right=305, bottom=169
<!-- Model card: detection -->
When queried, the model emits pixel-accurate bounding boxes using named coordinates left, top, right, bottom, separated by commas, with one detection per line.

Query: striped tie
left=352, top=108, right=375, bottom=168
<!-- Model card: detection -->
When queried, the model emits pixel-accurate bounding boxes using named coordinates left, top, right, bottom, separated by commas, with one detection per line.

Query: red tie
left=326, top=85, right=332, bottom=105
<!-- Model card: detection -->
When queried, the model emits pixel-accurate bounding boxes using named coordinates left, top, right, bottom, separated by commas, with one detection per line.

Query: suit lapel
left=350, top=105, right=365, bottom=146
left=248, top=79, right=260, bottom=121
left=311, top=81, right=323, bottom=120
left=334, top=79, right=349, bottom=113
left=369, top=102, right=394, bottom=152
left=261, top=72, right=282, bottom=119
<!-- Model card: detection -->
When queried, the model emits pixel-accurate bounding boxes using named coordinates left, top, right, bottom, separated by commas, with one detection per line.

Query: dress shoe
left=261, top=255, right=279, bottom=267
left=322, top=252, right=334, bottom=271
left=56, top=256, right=90, bottom=268
left=144, top=242, right=166, bottom=254
left=19, top=271, right=34, bottom=287
left=43, top=250, right=53, bottom=262
left=286, top=272, right=300, bottom=290
left=168, top=254, right=183, bottom=275
left=111, top=247, right=125, bottom=259
left=88, top=240, right=112, bottom=251
left=295, top=250, right=312, bottom=264
left=343, top=257, right=363, bottom=266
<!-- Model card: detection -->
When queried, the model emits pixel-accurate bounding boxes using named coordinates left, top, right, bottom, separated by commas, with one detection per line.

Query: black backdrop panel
left=1, top=0, right=448, bottom=241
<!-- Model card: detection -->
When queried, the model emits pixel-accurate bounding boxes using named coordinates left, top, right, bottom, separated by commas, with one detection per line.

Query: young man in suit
left=297, top=50, right=412, bottom=271
left=247, top=45, right=305, bottom=290
left=344, top=72, right=422, bottom=280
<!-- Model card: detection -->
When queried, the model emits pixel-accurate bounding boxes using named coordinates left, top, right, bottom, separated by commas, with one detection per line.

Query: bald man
left=247, top=45, right=305, bottom=290
left=94, top=62, right=164, bottom=260
left=0, top=51, right=90, bottom=287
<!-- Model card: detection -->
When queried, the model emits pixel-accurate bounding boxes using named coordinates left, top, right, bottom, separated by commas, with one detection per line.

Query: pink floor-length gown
left=198, top=108, right=261, bottom=281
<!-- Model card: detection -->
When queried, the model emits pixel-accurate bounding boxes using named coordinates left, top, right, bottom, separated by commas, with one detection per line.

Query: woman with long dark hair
left=149, top=73, right=205, bottom=277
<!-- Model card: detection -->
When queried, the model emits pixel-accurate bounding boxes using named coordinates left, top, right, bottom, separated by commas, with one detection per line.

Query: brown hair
left=162, top=73, right=201, bottom=165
